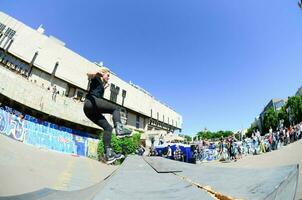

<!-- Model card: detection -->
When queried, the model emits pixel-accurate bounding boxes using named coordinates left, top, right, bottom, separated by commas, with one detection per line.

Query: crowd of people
left=148, top=121, right=302, bottom=164
left=193, top=122, right=302, bottom=163
left=247, top=123, right=302, bottom=155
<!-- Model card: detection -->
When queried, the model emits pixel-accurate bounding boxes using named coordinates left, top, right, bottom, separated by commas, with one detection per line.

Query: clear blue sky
left=2, top=1, right=302, bottom=136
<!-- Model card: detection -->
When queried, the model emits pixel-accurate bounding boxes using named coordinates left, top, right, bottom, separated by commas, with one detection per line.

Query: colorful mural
left=0, top=106, right=99, bottom=159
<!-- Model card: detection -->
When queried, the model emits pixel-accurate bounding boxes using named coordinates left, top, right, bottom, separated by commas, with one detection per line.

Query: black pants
left=83, top=95, right=121, bottom=150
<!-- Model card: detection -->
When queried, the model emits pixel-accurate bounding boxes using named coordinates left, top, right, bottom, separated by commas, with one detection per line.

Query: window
left=136, top=115, right=140, bottom=129
left=157, top=112, right=159, bottom=120
left=274, top=101, right=285, bottom=110
left=110, top=84, right=120, bottom=103
left=0, top=23, right=6, bottom=33
left=77, top=90, right=84, bottom=98
left=2, top=54, right=8, bottom=64
left=122, top=89, right=126, bottom=106
left=122, top=89, right=127, bottom=97
left=4, top=28, right=16, bottom=39
left=150, top=109, right=153, bottom=118
left=120, top=108, right=127, bottom=125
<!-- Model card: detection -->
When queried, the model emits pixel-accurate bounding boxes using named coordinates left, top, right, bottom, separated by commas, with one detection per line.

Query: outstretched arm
left=87, top=69, right=102, bottom=79
left=87, top=71, right=98, bottom=78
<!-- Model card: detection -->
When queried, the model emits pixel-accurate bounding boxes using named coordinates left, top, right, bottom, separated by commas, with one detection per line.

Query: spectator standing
left=174, top=145, right=182, bottom=161
left=166, top=145, right=172, bottom=159
left=298, top=122, right=302, bottom=139
left=259, top=136, right=266, bottom=153
left=159, top=134, right=164, bottom=145
left=285, top=128, right=290, bottom=145
left=52, top=85, right=57, bottom=101
left=151, top=136, right=155, bottom=147
left=269, top=127, right=273, bottom=134
left=137, top=145, right=145, bottom=156
left=268, top=132, right=273, bottom=152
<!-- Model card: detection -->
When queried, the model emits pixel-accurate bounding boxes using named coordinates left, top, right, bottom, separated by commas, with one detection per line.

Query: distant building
left=257, top=98, right=287, bottom=133
left=295, top=86, right=302, bottom=97
left=263, top=98, right=287, bottom=113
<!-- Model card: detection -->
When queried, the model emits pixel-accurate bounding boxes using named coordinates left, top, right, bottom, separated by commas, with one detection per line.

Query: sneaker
left=114, top=152, right=125, bottom=160
left=115, top=122, right=132, bottom=138
left=105, top=148, right=124, bottom=164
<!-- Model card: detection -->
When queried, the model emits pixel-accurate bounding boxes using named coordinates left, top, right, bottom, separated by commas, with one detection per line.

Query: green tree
left=212, top=132, right=221, bottom=139
left=286, top=96, right=302, bottom=124
left=222, top=131, right=233, bottom=138
left=97, top=132, right=141, bottom=159
left=197, top=130, right=212, bottom=139
left=196, top=130, right=233, bottom=140
left=277, top=107, right=290, bottom=128
left=184, top=135, right=192, bottom=142
left=262, top=108, right=278, bottom=133
left=234, top=132, right=241, bottom=140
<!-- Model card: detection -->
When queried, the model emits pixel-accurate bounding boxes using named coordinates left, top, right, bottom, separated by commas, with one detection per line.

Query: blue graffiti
left=0, top=109, right=25, bottom=140
left=0, top=109, right=8, bottom=133
left=74, top=135, right=87, bottom=156
left=24, top=123, right=76, bottom=154
left=0, top=106, right=99, bottom=158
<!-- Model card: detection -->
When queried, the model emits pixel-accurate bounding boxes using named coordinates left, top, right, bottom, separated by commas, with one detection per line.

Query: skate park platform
left=0, top=153, right=299, bottom=200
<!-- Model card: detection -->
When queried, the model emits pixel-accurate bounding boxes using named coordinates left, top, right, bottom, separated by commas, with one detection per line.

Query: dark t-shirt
left=87, top=76, right=104, bottom=98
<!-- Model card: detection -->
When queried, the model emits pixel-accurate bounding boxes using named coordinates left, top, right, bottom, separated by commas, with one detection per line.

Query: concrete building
left=260, top=98, right=287, bottom=120
left=296, top=86, right=302, bottom=97
left=262, top=98, right=287, bottom=113
left=0, top=11, right=182, bottom=144
left=256, top=98, right=287, bottom=133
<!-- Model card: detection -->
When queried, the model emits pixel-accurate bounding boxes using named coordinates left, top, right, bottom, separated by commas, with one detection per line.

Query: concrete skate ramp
left=92, top=156, right=214, bottom=200
left=0, top=156, right=298, bottom=200
left=144, top=157, right=299, bottom=200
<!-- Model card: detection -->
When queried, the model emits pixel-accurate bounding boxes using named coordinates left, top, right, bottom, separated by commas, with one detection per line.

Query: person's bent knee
left=103, top=125, right=113, bottom=133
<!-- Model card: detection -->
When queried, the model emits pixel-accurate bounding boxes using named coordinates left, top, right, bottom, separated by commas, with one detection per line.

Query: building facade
left=257, top=98, right=287, bottom=133
left=296, top=86, right=302, bottom=97
left=0, top=12, right=182, bottom=144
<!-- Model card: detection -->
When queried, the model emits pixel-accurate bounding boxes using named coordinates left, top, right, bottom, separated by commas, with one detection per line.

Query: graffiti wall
left=0, top=106, right=99, bottom=159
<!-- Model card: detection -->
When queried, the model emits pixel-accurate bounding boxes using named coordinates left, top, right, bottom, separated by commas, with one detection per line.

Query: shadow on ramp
left=0, top=177, right=108, bottom=200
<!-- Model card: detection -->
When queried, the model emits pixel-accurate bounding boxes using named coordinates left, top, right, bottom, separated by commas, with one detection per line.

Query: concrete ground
left=0, top=134, right=117, bottom=196
left=203, top=139, right=302, bottom=200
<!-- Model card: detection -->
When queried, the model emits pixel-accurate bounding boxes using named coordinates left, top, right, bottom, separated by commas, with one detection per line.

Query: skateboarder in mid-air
left=83, top=66, right=132, bottom=164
